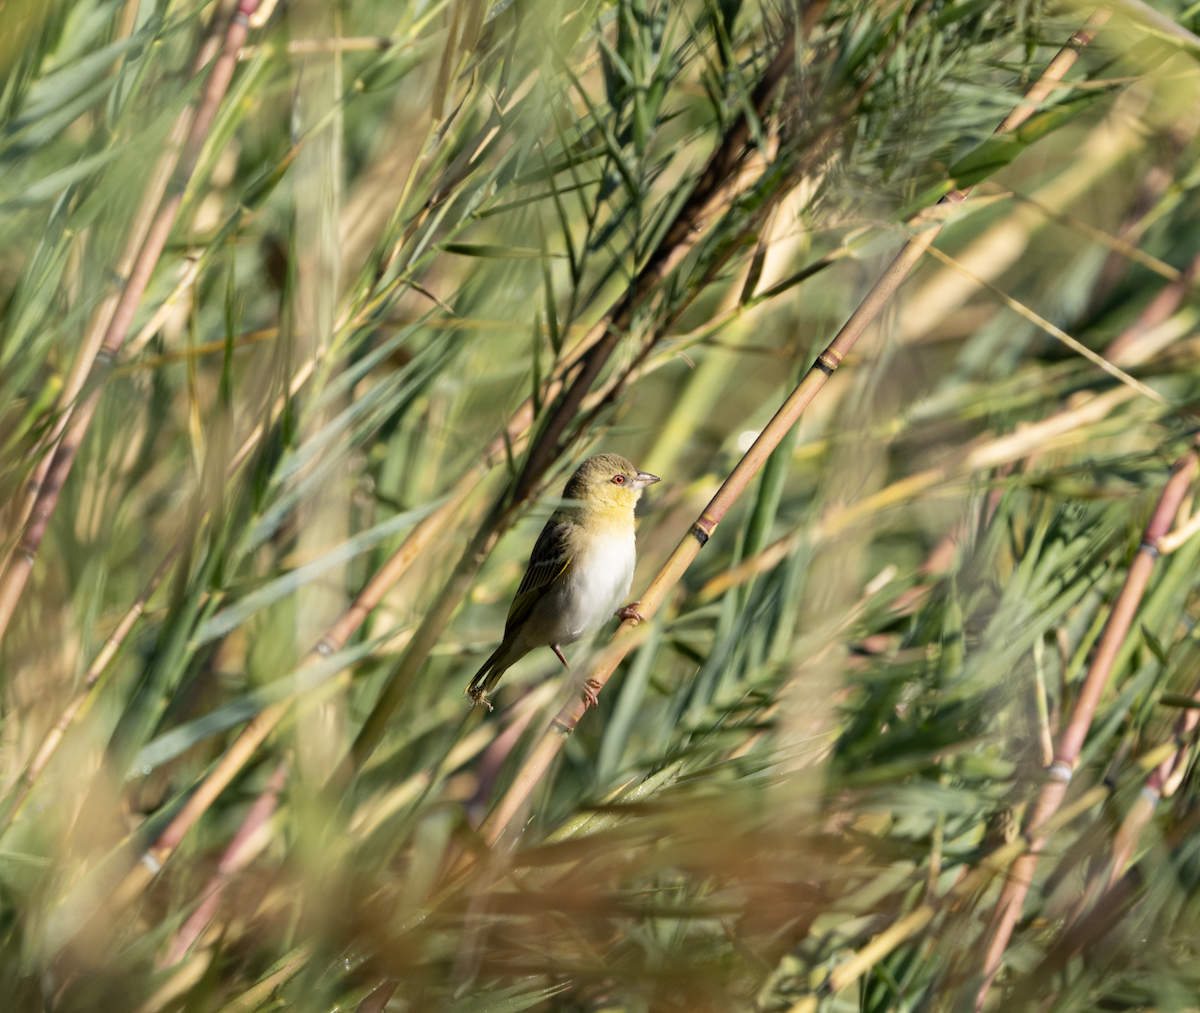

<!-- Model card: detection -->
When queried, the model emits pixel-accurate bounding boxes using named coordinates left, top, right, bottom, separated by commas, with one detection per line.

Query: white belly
left=558, top=527, right=635, bottom=642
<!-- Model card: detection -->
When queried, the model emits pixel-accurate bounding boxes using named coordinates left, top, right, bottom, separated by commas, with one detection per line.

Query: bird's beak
left=632, top=471, right=660, bottom=489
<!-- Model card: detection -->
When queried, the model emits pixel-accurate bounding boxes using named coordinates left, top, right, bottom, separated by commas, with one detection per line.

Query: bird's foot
left=615, top=601, right=646, bottom=624
left=467, top=687, right=494, bottom=711
left=551, top=644, right=569, bottom=668
left=582, top=677, right=603, bottom=710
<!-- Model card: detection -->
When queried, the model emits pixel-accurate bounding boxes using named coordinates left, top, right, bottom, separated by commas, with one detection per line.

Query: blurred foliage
left=2, top=0, right=1200, bottom=1011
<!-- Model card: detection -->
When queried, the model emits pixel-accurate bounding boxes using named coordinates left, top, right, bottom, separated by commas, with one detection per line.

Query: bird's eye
left=612, top=475, right=626, bottom=485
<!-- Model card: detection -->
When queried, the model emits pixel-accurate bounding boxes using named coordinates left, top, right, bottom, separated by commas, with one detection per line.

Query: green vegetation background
left=2, top=0, right=1200, bottom=1010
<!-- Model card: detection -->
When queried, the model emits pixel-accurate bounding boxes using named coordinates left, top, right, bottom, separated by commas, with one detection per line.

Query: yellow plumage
left=467, top=453, right=659, bottom=709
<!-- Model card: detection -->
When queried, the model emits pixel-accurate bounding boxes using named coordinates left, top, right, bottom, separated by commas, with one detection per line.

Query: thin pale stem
left=1009, top=189, right=1182, bottom=281
left=923, top=244, right=1165, bottom=403
left=1159, top=504, right=1200, bottom=553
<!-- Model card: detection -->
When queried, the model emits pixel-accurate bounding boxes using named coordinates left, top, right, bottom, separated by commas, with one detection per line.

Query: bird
left=467, top=453, right=659, bottom=710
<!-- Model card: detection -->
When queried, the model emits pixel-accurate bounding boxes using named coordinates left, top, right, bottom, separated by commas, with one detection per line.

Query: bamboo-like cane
left=78, top=11, right=813, bottom=925
left=348, top=0, right=1000, bottom=785
left=783, top=770, right=1160, bottom=1013
left=998, top=794, right=1200, bottom=1011
left=508, top=29, right=803, bottom=508
left=785, top=686, right=1200, bottom=1011
left=89, top=168, right=637, bottom=916
left=68, top=0, right=1107, bottom=932
left=700, top=383, right=1142, bottom=602
left=474, top=9, right=1114, bottom=851
left=0, top=0, right=264, bottom=645
left=975, top=449, right=1198, bottom=1005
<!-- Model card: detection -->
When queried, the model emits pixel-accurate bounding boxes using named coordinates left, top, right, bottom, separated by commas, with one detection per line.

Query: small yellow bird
left=467, top=453, right=659, bottom=709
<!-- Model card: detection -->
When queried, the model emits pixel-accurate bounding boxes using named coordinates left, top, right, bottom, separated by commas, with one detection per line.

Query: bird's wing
left=505, top=517, right=574, bottom=632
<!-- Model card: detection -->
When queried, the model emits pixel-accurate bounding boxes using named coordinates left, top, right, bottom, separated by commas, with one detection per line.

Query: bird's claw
left=582, top=677, right=603, bottom=710
left=616, top=600, right=646, bottom=624
left=467, top=687, right=494, bottom=711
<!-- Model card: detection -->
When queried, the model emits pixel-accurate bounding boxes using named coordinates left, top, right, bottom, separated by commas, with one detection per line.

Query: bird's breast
left=560, top=525, right=635, bottom=642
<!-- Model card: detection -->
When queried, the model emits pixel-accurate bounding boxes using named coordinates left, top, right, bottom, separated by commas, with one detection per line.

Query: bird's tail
left=467, top=642, right=510, bottom=710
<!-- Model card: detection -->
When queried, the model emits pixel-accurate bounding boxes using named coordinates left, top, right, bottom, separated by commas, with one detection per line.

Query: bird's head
left=564, top=453, right=659, bottom=512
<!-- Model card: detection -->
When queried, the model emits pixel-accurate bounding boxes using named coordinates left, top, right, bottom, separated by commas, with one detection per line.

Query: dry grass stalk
left=975, top=449, right=1199, bottom=1004
left=1008, top=189, right=1183, bottom=281
left=922, top=243, right=1166, bottom=403
left=900, top=88, right=1142, bottom=344
left=473, top=11, right=1111, bottom=852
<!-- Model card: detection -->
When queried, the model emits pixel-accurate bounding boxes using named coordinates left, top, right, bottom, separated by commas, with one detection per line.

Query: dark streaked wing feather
left=504, top=517, right=573, bottom=632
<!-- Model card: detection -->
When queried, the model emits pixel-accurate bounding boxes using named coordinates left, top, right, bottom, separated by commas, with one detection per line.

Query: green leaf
left=1142, top=623, right=1169, bottom=667
left=14, top=33, right=140, bottom=127
left=201, top=498, right=445, bottom=646
left=0, top=146, right=124, bottom=208
left=450, top=982, right=570, bottom=1013
left=441, top=242, right=563, bottom=258
left=945, top=91, right=1107, bottom=190
left=128, top=635, right=385, bottom=778
left=1158, top=693, right=1200, bottom=709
